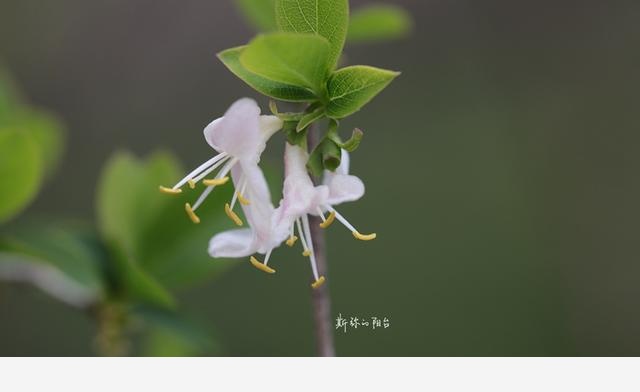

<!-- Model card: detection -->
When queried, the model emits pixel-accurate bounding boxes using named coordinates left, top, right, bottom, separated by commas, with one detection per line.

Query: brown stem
left=308, top=127, right=336, bottom=357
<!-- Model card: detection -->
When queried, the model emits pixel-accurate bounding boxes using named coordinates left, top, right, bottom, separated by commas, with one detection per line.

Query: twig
left=308, top=126, right=336, bottom=357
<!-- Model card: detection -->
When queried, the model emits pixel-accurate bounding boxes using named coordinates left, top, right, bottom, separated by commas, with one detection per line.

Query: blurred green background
left=1, top=0, right=639, bottom=356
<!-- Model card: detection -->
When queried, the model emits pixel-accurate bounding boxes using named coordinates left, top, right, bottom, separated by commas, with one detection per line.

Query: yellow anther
left=311, top=276, right=326, bottom=289
left=188, top=179, right=197, bottom=189
left=286, top=235, right=298, bottom=247
left=353, top=231, right=376, bottom=241
left=319, top=211, right=336, bottom=229
left=185, top=203, right=200, bottom=224
left=202, top=176, right=229, bottom=186
left=236, top=192, right=250, bottom=206
left=302, top=249, right=312, bottom=257
left=159, top=186, right=182, bottom=195
left=250, top=256, right=275, bottom=274
left=224, top=203, right=243, bottom=226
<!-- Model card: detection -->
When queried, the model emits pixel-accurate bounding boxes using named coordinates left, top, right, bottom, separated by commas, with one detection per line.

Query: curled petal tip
left=224, top=203, right=244, bottom=226
left=311, top=276, right=326, bottom=289
left=352, top=231, right=376, bottom=241
left=159, top=185, right=182, bottom=195
left=250, top=256, right=275, bottom=274
left=203, top=176, right=229, bottom=186
left=185, top=203, right=200, bottom=224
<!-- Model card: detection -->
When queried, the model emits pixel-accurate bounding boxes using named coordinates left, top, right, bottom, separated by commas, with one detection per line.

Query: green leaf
left=218, top=46, right=316, bottom=102
left=0, top=128, right=42, bottom=223
left=347, top=4, right=412, bottom=43
left=25, top=112, right=65, bottom=177
left=96, top=151, right=181, bottom=307
left=296, top=105, right=325, bottom=132
left=240, top=33, right=331, bottom=94
left=0, top=224, right=105, bottom=307
left=307, top=138, right=340, bottom=175
left=326, top=65, right=399, bottom=118
left=329, top=127, right=363, bottom=152
left=276, top=0, right=349, bottom=69
left=96, top=150, right=236, bottom=292
left=235, top=0, right=277, bottom=32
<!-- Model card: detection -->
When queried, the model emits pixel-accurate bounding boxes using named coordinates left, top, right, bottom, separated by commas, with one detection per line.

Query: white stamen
left=326, top=206, right=357, bottom=232
left=192, top=158, right=237, bottom=210
left=229, top=175, right=246, bottom=210
left=296, top=218, right=309, bottom=252
left=302, top=215, right=319, bottom=281
left=316, top=207, right=326, bottom=222
left=263, top=250, right=273, bottom=266
left=192, top=155, right=233, bottom=184
left=173, top=152, right=227, bottom=189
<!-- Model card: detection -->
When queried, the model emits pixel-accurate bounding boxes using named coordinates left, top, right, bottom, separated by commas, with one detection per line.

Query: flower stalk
left=308, top=125, right=336, bottom=357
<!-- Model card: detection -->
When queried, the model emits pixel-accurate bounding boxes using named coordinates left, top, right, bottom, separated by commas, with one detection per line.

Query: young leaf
left=218, top=46, right=316, bottom=102
left=234, top=0, right=277, bottom=32
left=0, top=128, right=42, bottom=223
left=240, top=33, right=331, bottom=94
left=296, top=105, right=325, bottom=132
left=347, top=4, right=412, bottom=43
left=276, top=0, right=349, bottom=69
left=326, top=65, right=399, bottom=119
left=329, top=127, right=363, bottom=152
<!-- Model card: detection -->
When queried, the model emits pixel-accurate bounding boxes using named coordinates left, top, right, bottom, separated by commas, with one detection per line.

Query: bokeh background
left=1, top=0, right=638, bottom=356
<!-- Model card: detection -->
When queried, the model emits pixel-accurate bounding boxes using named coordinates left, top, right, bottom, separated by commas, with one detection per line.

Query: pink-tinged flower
left=159, top=98, right=283, bottom=227
left=247, top=143, right=375, bottom=289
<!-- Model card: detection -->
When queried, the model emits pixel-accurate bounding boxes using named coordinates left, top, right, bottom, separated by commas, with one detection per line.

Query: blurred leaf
left=0, top=70, right=65, bottom=223
left=326, top=65, right=399, bottom=118
left=276, top=0, right=349, bottom=69
left=0, top=223, right=105, bottom=307
left=0, top=128, right=42, bottom=223
left=96, top=150, right=236, bottom=295
left=23, top=111, right=65, bottom=177
left=235, top=0, right=277, bottom=32
left=218, top=46, right=317, bottom=102
left=240, top=33, right=331, bottom=94
left=137, top=306, right=217, bottom=356
left=96, top=151, right=181, bottom=307
left=347, top=4, right=412, bottom=43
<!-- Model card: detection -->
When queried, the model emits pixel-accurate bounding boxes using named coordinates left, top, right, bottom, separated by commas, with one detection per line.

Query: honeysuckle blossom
left=159, top=98, right=283, bottom=227
left=248, top=143, right=376, bottom=289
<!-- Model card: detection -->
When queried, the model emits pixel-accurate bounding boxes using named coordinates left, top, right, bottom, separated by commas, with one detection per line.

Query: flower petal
left=325, top=173, right=365, bottom=205
left=203, top=98, right=261, bottom=159
left=208, top=228, right=256, bottom=258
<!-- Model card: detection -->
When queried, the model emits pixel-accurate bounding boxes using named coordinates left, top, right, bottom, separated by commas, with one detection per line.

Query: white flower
left=159, top=98, right=283, bottom=227
left=247, top=143, right=375, bottom=289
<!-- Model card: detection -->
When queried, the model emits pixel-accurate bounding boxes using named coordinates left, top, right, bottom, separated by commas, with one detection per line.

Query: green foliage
left=235, top=0, right=278, bottom=32
left=240, top=33, right=331, bottom=95
left=0, top=72, right=65, bottom=223
left=296, top=104, right=325, bottom=132
left=0, top=128, right=42, bottom=223
left=347, top=4, right=412, bottom=43
left=307, top=138, right=341, bottom=176
left=96, top=151, right=235, bottom=305
left=0, top=224, right=105, bottom=307
left=275, top=0, right=349, bottom=69
left=218, top=46, right=317, bottom=102
left=326, top=65, right=399, bottom=118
